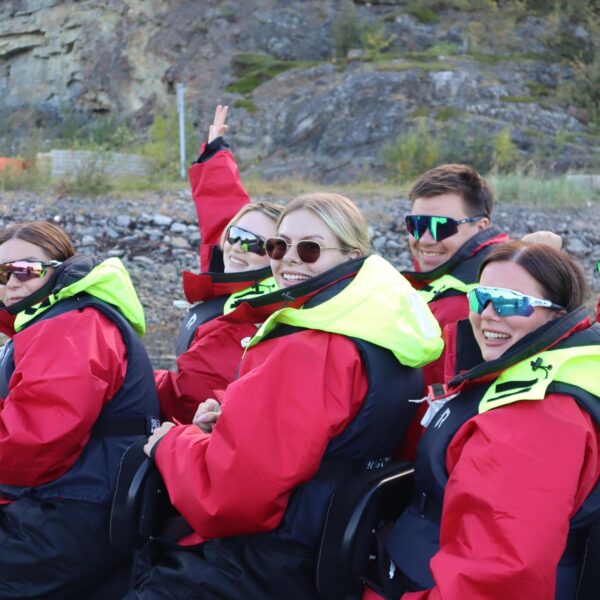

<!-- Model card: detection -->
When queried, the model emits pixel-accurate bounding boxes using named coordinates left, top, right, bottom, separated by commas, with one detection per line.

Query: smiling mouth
left=483, top=330, right=510, bottom=340
left=228, top=255, right=247, bottom=266
left=280, top=273, right=310, bottom=284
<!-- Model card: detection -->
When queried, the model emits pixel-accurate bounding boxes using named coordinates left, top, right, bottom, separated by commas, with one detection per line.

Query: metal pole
left=176, top=83, right=186, bottom=179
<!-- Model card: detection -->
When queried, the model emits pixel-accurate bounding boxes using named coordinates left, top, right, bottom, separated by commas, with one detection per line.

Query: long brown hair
left=0, top=221, right=76, bottom=261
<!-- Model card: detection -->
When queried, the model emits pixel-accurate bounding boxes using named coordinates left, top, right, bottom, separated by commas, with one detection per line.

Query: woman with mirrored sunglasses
left=155, top=105, right=283, bottom=423
left=375, top=241, right=600, bottom=600
left=0, top=221, right=158, bottom=599
left=128, top=192, right=444, bottom=599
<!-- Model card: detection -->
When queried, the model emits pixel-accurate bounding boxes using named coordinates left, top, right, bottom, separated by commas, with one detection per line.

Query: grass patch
left=226, top=53, right=317, bottom=94
left=435, top=107, right=462, bottom=121
left=525, top=81, right=551, bottom=97
left=467, top=51, right=546, bottom=64
left=489, top=174, right=600, bottom=208
left=404, top=5, right=439, bottom=24
left=233, top=98, right=257, bottom=113
left=374, top=60, right=450, bottom=73
left=502, top=95, right=537, bottom=103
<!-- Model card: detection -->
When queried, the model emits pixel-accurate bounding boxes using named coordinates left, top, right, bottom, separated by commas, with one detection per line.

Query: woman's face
left=470, top=260, right=561, bottom=361
left=223, top=210, right=276, bottom=273
left=271, top=208, right=359, bottom=288
left=0, top=239, right=54, bottom=307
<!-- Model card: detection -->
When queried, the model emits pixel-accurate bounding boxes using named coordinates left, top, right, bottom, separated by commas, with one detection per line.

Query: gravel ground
left=1, top=189, right=598, bottom=370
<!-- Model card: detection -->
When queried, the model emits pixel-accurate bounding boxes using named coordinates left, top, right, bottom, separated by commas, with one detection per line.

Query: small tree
left=382, top=118, right=441, bottom=182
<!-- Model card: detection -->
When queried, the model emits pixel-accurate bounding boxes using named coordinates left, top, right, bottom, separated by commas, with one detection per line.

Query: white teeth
left=483, top=331, right=510, bottom=340
left=282, top=273, right=309, bottom=281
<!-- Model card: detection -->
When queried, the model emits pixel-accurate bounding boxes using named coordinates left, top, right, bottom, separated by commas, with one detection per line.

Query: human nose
left=5, top=273, right=21, bottom=288
left=418, top=228, right=436, bottom=243
left=281, top=242, right=301, bottom=263
left=480, top=301, right=500, bottom=319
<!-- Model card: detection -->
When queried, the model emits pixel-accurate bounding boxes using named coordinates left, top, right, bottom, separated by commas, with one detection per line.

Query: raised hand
left=208, top=104, right=229, bottom=144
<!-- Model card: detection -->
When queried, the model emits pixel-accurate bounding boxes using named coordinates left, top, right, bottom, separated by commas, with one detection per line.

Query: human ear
left=347, top=249, right=362, bottom=260
left=477, top=217, right=490, bottom=231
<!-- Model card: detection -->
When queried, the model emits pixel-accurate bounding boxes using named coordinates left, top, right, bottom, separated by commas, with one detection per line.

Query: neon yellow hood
left=14, top=257, right=146, bottom=336
left=249, top=255, right=443, bottom=367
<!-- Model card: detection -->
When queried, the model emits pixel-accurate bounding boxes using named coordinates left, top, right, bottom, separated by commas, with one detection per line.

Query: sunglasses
left=0, top=259, right=62, bottom=285
left=405, top=214, right=486, bottom=242
left=226, top=226, right=266, bottom=256
left=468, top=286, right=565, bottom=318
left=265, top=237, right=342, bottom=264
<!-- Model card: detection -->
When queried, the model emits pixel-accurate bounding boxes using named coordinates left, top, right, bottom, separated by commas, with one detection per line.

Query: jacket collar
left=182, top=265, right=273, bottom=303
left=403, top=226, right=508, bottom=285
left=448, top=306, right=592, bottom=389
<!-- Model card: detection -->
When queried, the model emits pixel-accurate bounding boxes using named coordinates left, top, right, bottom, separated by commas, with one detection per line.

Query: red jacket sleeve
left=189, top=142, right=250, bottom=272
left=154, top=330, right=368, bottom=542
left=403, top=394, right=600, bottom=600
left=0, top=308, right=127, bottom=487
left=422, top=296, right=469, bottom=387
left=155, top=318, right=259, bottom=423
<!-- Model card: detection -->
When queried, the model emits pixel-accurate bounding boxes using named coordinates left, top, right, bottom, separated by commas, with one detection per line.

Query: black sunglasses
left=405, top=214, right=486, bottom=242
left=265, top=237, right=342, bottom=264
left=226, top=225, right=266, bottom=256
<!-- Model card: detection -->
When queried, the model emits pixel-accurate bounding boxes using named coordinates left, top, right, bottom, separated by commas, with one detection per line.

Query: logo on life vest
left=185, top=313, right=197, bottom=330
left=433, top=407, right=451, bottom=429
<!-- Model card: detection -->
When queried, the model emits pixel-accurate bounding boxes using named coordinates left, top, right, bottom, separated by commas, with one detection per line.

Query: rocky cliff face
left=0, top=0, right=597, bottom=181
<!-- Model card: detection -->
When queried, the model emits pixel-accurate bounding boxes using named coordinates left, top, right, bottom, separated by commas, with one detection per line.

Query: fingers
left=522, top=231, right=562, bottom=250
left=208, top=105, right=229, bottom=142
left=193, top=411, right=220, bottom=433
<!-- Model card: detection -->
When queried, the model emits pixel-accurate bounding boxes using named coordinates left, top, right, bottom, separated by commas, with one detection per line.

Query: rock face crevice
left=1, top=1, right=599, bottom=180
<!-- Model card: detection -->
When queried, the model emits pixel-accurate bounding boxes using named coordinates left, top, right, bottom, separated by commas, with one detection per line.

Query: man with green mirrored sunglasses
left=400, top=164, right=510, bottom=385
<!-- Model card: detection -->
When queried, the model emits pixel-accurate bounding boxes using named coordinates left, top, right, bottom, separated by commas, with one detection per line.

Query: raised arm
left=189, top=104, right=250, bottom=272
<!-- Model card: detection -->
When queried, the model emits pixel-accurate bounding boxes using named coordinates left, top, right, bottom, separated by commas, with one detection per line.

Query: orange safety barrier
left=0, top=157, right=26, bottom=173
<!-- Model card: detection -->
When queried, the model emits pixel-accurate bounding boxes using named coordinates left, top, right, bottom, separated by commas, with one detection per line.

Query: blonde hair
left=219, top=201, right=284, bottom=247
left=278, top=192, right=370, bottom=255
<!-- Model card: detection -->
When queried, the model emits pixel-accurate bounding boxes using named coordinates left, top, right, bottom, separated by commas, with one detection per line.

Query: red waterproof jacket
left=397, top=228, right=509, bottom=459
left=188, top=137, right=250, bottom=275
left=403, top=227, right=509, bottom=386
left=153, top=256, right=443, bottom=546
left=0, top=310, right=126, bottom=497
left=383, top=311, right=600, bottom=600
left=157, top=300, right=268, bottom=424
left=156, top=138, right=264, bottom=420
left=0, top=258, right=147, bottom=502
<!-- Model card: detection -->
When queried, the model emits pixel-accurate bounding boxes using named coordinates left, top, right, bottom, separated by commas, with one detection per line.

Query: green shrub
left=381, top=118, right=441, bottom=181
left=382, top=118, right=519, bottom=181
left=545, top=8, right=600, bottom=123
left=332, top=2, right=365, bottom=59
left=492, top=128, right=518, bottom=172
left=332, top=2, right=394, bottom=60
left=142, top=109, right=197, bottom=180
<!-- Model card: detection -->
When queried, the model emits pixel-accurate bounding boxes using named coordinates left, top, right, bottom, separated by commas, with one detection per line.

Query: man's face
left=408, top=193, right=489, bottom=271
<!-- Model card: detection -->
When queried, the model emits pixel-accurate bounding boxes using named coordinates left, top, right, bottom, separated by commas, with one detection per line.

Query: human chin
left=413, top=244, right=447, bottom=270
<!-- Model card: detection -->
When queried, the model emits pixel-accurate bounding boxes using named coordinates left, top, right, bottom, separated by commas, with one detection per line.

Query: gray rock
left=115, top=215, right=131, bottom=228
left=170, top=222, right=188, bottom=233
left=153, top=214, right=173, bottom=227
left=81, top=234, right=96, bottom=246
